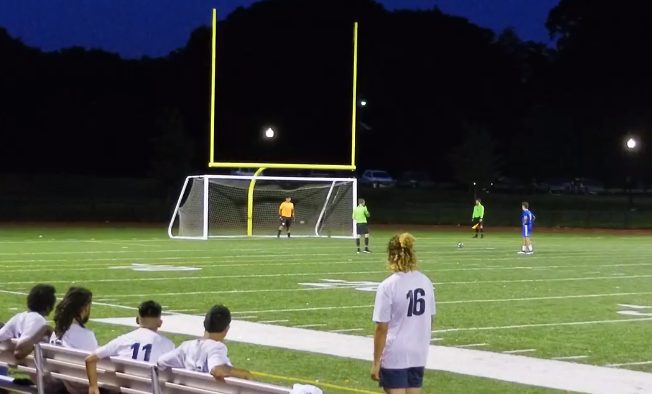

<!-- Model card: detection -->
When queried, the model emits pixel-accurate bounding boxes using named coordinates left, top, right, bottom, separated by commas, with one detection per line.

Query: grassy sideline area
left=2, top=224, right=652, bottom=393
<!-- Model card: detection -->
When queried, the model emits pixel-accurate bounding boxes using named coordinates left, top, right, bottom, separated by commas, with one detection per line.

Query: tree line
left=1, top=0, right=650, bottom=189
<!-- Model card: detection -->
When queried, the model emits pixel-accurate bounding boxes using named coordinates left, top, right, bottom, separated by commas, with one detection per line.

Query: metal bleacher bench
left=0, top=339, right=39, bottom=394
left=0, top=341, right=295, bottom=394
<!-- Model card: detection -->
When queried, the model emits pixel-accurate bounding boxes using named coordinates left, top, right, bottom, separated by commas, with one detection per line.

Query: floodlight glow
left=626, top=138, right=637, bottom=150
left=265, top=128, right=275, bottom=138
left=360, top=100, right=367, bottom=107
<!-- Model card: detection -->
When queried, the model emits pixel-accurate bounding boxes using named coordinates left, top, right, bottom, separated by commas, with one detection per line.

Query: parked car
left=539, top=178, right=573, bottom=194
left=487, top=176, right=528, bottom=193
left=398, top=171, right=435, bottom=188
left=360, top=169, right=396, bottom=188
left=230, top=168, right=256, bottom=176
left=571, top=177, right=606, bottom=195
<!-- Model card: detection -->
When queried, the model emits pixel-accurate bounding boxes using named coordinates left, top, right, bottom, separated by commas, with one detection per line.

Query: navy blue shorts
left=280, top=216, right=293, bottom=229
left=522, top=225, right=533, bottom=237
left=379, top=367, right=425, bottom=389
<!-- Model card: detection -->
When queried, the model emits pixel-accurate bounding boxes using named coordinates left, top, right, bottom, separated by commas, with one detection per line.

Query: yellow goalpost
left=207, top=8, right=359, bottom=171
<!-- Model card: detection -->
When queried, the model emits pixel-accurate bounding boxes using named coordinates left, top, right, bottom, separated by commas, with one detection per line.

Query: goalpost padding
left=168, top=175, right=357, bottom=239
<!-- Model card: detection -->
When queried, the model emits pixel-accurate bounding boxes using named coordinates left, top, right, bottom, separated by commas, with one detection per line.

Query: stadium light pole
left=624, top=136, right=640, bottom=212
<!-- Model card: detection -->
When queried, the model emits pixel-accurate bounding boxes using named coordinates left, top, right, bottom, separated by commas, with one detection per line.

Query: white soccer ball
left=457, top=242, right=464, bottom=248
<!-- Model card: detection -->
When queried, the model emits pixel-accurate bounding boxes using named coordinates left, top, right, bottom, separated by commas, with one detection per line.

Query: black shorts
left=356, top=223, right=369, bottom=235
left=379, top=367, right=424, bottom=389
left=280, top=216, right=293, bottom=228
left=472, top=217, right=483, bottom=226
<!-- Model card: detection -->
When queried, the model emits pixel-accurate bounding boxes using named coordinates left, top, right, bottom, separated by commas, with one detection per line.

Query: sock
left=522, top=245, right=526, bottom=252
left=356, top=238, right=360, bottom=250
left=528, top=245, right=533, bottom=252
left=277, top=229, right=281, bottom=237
left=287, top=232, right=291, bottom=238
left=364, top=237, right=369, bottom=250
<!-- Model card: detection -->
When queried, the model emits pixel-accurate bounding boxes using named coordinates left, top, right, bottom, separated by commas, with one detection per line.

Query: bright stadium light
left=360, top=100, right=367, bottom=107
left=626, top=137, right=637, bottom=150
left=265, top=127, right=275, bottom=139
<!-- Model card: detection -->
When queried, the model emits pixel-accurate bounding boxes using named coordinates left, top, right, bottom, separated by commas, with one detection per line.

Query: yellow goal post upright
left=166, top=10, right=360, bottom=239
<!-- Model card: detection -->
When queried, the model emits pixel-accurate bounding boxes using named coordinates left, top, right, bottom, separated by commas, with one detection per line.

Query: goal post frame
left=168, top=174, right=358, bottom=239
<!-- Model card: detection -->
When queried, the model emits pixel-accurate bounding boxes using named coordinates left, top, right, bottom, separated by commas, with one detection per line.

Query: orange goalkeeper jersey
left=279, top=201, right=294, bottom=217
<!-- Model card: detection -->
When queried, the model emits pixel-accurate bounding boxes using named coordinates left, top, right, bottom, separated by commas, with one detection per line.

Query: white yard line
left=232, top=305, right=373, bottom=314
left=455, top=343, right=488, bottom=348
left=95, top=315, right=652, bottom=394
left=433, top=317, right=652, bottom=333
left=618, top=304, right=652, bottom=309
left=329, top=328, right=364, bottom=333
left=503, top=349, right=536, bottom=354
left=553, top=355, right=589, bottom=360
left=293, top=324, right=327, bottom=328
left=606, top=361, right=652, bottom=367
left=7, top=271, right=652, bottom=287
left=617, top=311, right=652, bottom=317
left=117, top=290, right=652, bottom=310
left=257, top=320, right=289, bottom=324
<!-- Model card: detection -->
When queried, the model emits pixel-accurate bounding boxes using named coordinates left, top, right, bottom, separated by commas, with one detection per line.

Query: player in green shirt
left=352, top=198, right=371, bottom=253
left=472, top=198, right=485, bottom=238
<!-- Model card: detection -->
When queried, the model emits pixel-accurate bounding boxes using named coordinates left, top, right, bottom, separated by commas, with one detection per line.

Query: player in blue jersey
left=518, top=201, right=536, bottom=255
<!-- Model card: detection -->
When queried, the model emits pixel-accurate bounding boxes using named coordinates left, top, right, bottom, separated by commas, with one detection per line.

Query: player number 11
left=130, top=342, right=153, bottom=362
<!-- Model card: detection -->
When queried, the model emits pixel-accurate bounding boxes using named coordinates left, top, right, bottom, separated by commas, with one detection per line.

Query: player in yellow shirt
left=277, top=196, right=295, bottom=238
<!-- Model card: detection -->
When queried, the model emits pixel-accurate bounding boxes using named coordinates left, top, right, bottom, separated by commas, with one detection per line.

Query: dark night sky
left=0, top=0, right=559, bottom=59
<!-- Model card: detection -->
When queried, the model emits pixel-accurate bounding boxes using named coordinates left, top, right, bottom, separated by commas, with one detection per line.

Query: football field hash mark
left=433, top=317, right=652, bottom=333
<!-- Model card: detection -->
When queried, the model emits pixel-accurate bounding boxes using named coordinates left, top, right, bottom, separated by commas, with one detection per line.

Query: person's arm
left=210, top=365, right=253, bottom=380
left=479, top=205, right=484, bottom=221
left=370, top=322, right=388, bottom=381
left=14, top=324, right=52, bottom=359
left=157, top=346, right=182, bottom=369
left=85, top=353, right=101, bottom=394
left=365, top=207, right=370, bottom=218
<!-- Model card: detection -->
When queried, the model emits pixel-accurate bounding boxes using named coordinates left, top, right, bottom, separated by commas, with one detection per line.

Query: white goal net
left=168, top=175, right=357, bottom=239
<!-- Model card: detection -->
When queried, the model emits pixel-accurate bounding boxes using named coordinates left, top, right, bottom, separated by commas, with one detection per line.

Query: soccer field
left=1, top=225, right=652, bottom=393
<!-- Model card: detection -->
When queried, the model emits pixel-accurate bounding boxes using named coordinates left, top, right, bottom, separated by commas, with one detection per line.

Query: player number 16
left=406, top=288, right=426, bottom=317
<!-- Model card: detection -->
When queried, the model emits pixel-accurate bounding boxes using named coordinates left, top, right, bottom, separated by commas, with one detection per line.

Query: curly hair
left=27, top=284, right=56, bottom=316
left=386, top=233, right=417, bottom=273
left=53, top=287, right=92, bottom=339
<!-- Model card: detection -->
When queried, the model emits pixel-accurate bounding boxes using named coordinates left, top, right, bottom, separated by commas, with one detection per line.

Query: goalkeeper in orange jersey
left=472, top=198, right=485, bottom=238
left=277, top=196, right=295, bottom=238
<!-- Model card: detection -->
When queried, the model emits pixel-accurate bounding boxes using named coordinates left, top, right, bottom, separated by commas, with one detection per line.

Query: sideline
left=96, top=315, right=652, bottom=394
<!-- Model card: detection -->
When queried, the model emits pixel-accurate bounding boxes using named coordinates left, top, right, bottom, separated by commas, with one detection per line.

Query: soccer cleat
left=356, top=251, right=360, bottom=254
left=517, top=251, right=526, bottom=254
left=363, top=249, right=371, bottom=253
left=526, top=251, right=534, bottom=255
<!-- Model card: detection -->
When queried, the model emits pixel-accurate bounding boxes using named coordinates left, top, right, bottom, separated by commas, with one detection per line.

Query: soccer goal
left=168, top=175, right=357, bottom=239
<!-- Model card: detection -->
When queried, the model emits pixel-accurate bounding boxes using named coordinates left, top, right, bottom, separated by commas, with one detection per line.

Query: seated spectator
left=85, top=300, right=175, bottom=394
left=0, top=284, right=56, bottom=359
left=158, top=304, right=252, bottom=381
left=49, top=287, right=96, bottom=394
left=50, top=287, right=97, bottom=351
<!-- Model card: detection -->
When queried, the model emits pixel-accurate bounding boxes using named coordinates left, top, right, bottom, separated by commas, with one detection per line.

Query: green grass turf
left=2, top=224, right=652, bottom=392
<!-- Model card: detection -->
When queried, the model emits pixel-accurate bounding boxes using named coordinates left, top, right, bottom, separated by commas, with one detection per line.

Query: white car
left=360, top=170, right=396, bottom=188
